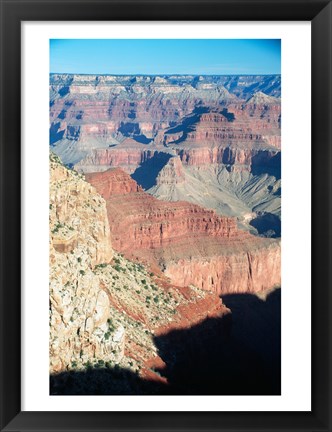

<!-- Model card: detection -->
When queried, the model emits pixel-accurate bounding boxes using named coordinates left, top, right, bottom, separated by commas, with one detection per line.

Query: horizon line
left=50, top=72, right=281, bottom=77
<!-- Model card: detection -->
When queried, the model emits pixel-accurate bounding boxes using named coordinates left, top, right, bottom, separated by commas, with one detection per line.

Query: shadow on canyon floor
left=249, top=212, right=281, bottom=238
left=131, top=152, right=173, bottom=190
left=50, top=289, right=281, bottom=396
left=251, top=152, right=281, bottom=180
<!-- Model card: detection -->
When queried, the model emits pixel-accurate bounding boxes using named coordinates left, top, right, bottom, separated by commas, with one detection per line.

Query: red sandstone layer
left=85, top=168, right=281, bottom=295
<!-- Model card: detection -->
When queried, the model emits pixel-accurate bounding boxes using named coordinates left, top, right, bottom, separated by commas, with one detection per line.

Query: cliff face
left=77, top=144, right=279, bottom=174
left=49, top=153, right=116, bottom=373
left=50, top=74, right=280, bottom=167
left=168, top=106, right=280, bottom=149
left=49, top=73, right=281, bottom=394
left=73, top=98, right=280, bottom=173
left=164, top=241, right=281, bottom=294
left=84, top=167, right=143, bottom=197
left=50, top=154, right=113, bottom=264
left=156, top=156, right=185, bottom=185
left=74, top=145, right=157, bottom=173
left=50, top=75, right=280, bottom=240
left=86, top=168, right=240, bottom=250
left=86, top=168, right=281, bottom=295
left=49, top=154, right=229, bottom=378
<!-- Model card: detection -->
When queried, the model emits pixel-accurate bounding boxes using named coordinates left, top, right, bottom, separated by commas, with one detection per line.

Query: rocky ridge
left=49, top=154, right=229, bottom=381
left=85, top=168, right=281, bottom=295
left=50, top=74, right=281, bottom=238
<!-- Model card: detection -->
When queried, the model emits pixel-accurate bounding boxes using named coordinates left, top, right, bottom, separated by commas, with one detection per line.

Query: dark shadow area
left=128, top=109, right=136, bottom=119
left=118, top=122, right=152, bottom=145
left=119, top=122, right=140, bottom=136
left=50, top=122, right=65, bottom=146
left=50, top=289, right=281, bottom=396
left=154, top=289, right=281, bottom=395
left=58, top=109, right=66, bottom=120
left=165, top=106, right=209, bottom=144
left=133, top=135, right=153, bottom=145
left=267, top=184, right=281, bottom=197
left=250, top=212, right=281, bottom=238
left=50, top=365, right=167, bottom=395
left=58, top=86, right=70, bottom=97
left=131, top=152, right=172, bottom=189
left=251, top=151, right=281, bottom=180
left=220, top=107, right=235, bottom=122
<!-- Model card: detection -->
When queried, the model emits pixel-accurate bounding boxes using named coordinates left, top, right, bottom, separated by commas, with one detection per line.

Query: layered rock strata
left=49, top=153, right=115, bottom=372
left=86, top=168, right=281, bottom=295
left=49, top=154, right=229, bottom=379
left=50, top=74, right=281, bottom=170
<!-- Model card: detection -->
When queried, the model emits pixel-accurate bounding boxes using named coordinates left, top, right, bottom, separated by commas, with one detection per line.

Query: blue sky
left=50, top=39, right=281, bottom=75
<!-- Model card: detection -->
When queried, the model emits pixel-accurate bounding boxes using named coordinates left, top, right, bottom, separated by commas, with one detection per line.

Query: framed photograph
left=1, top=0, right=331, bottom=431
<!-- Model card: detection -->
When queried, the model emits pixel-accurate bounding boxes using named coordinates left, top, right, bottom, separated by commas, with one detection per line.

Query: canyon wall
left=49, top=153, right=117, bottom=373
left=86, top=168, right=281, bottom=295
left=50, top=74, right=281, bottom=238
left=50, top=74, right=281, bottom=170
left=164, top=241, right=281, bottom=294
left=49, top=154, right=230, bottom=378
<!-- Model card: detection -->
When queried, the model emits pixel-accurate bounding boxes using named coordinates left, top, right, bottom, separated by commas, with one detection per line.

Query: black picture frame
left=0, top=0, right=331, bottom=431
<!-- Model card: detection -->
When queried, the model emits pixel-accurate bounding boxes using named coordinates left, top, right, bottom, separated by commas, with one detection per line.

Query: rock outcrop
left=49, top=74, right=281, bottom=239
left=156, top=156, right=185, bottom=185
left=49, top=73, right=282, bottom=395
left=50, top=74, right=280, bottom=166
left=86, top=168, right=281, bottom=295
left=164, top=240, right=281, bottom=294
left=49, top=153, right=116, bottom=373
left=49, top=154, right=230, bottom=379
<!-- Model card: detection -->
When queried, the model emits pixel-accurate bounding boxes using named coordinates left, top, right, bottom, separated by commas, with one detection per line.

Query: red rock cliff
left=86, top=168, right=280, bottom=295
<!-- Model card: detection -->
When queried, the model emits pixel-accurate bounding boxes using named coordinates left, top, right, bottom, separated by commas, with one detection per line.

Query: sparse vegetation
left=95, top=263, right=107, bottom=269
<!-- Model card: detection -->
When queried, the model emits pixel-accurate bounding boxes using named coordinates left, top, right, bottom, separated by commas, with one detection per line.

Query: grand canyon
left=49, top=74, right=281, bottom=395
